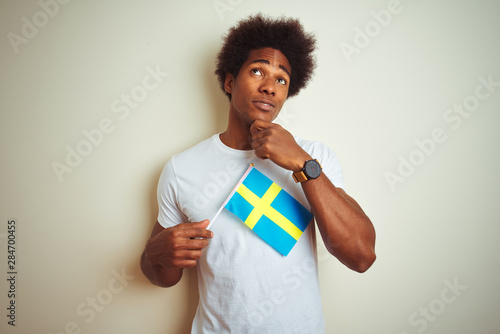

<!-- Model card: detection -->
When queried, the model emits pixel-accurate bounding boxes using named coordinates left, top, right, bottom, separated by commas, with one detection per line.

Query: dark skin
left=141, top=48, right=376, bottom=287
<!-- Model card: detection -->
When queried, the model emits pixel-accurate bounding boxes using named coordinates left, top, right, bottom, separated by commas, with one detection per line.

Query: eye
left=277, top=78, right=287, bottom=85
left=251, top=68, right=262, bottom=76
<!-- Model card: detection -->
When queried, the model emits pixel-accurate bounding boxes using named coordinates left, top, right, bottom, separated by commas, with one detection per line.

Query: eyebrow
left=250, top=59, right=291, bottom=78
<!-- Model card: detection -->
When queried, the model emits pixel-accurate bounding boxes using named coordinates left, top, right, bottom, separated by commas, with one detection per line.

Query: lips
left=252, top=99, right=275, bottom=112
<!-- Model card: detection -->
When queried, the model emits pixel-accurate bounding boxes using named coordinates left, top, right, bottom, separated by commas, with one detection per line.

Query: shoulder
left=168, top=134, right=219, bottom=169
left=173, top=135, right=217, bottom=160
left=294, top=136, right=338, bottom=160
left=157, top=134, right=217, bottom=183
left=294, top=136, right=345, bottom=189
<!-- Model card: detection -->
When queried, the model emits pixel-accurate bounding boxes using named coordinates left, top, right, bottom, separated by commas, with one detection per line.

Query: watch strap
left=292, top=170, right=308, bottom=183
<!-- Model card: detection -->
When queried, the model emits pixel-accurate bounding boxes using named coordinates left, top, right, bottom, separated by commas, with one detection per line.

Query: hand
left=250, top=119, right=311, bottom=171
left=144, top=220, right=213, bottom=269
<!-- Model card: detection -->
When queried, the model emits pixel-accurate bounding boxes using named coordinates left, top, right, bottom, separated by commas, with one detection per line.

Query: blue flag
left=224, top=165, right=313, bottom=256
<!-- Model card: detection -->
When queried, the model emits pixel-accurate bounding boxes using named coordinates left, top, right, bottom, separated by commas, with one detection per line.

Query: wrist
left=290, top=154, right=312, bottom=172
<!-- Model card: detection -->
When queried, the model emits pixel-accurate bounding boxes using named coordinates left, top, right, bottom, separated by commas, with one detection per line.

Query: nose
left=259, top=78, right=275, bottom=96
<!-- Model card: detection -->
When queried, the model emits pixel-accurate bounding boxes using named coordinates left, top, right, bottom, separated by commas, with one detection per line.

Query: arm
left=300, top=173, right=376, bottom=272
left=250, top=120, right=376, bottom=272
left=141, top=220, right=213, bottom=287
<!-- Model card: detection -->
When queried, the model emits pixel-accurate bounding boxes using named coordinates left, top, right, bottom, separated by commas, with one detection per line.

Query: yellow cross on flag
left=224, top=165, right=313, bottom=256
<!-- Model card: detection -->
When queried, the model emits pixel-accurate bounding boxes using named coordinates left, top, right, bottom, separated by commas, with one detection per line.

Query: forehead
left=243, top=48, right=291, bottom=76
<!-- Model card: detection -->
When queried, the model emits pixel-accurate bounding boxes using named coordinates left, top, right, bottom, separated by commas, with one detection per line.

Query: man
left=141, top=14, right=376, bottom=333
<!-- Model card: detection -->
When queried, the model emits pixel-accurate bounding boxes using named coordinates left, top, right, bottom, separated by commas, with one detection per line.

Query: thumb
left=190, top=219, right=213, bottom=239
left=192, top=219, right=210, bottom=229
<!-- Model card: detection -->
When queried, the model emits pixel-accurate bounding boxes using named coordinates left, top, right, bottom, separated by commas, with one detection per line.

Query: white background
left=1, top=0, right=499, bottom=333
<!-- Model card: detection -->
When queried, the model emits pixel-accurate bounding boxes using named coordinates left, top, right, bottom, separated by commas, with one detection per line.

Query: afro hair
left=215, top=13, right=316, bottom=100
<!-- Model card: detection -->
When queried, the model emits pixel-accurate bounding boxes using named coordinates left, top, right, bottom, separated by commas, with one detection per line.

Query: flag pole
left=207, top=163, right=254, bottom=230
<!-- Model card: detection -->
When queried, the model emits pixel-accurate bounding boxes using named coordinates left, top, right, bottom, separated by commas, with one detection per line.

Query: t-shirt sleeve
left=157, top=159, right=189, bottom=228
left=301, top=139, right=344, bottom=190
left=319, top=144, right=344, bottom=190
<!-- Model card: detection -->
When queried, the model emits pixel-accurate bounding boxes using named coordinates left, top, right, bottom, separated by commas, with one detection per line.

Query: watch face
left=304, top=160, right=321, bottom=179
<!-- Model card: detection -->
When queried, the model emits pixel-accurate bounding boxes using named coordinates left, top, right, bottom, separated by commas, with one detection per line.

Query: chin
left=252, top=111, right=276, bottom=122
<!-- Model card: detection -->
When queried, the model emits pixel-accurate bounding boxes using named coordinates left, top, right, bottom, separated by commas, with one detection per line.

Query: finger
left=183, top=226, right=213, bottom=239
left=250, top=119, right=271, bottom=136
left=179, top=220, right=214, bottom=239
left=251, top=134, right=274, bottom=152
left=181, top=238, right=211, bottom=250
left=174, top=258, right=200, bottom=269
left=173, top=260, right=197, bottom=269
left=187, top=249, right=204, bottom=260
left=170, top=251, right=202, bottom=268
left=251, top=128, right=271, bottom=141
left=251, top=139, right=272, bottom=159
left=250, top=136, right=264, bottom=149
left=170, top=248, right=208, bottom=268
left=175, top=249, right=205, bottom=260
left=190, top=219, right=210, bottom=228
left=254, top=147, right=270, bottom=160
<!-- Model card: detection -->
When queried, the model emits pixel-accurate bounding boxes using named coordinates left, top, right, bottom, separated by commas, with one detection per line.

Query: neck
left=220, top=126, right=252, bottom=150
left=220, top=107, right=253, bottom=150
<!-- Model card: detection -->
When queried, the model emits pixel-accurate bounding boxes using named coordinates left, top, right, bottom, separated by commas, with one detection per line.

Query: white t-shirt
left=157, top=133, right=344, bottom=334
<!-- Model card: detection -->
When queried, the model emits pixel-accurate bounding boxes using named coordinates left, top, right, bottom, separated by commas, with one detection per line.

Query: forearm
left=140, top=250, right=183, bottom=288
left=302, top=174, right=376, bottom=272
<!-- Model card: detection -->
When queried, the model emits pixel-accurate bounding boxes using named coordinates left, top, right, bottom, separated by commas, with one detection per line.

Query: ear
left=224, top=73, right=234, bottom=94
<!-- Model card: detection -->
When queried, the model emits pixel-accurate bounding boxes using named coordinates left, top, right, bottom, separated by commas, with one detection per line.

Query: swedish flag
left=225, top=165, right=313, bottom=256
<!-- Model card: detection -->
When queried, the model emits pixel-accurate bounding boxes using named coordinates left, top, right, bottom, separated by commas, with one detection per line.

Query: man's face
left=224, top=47, right=291, bottom=126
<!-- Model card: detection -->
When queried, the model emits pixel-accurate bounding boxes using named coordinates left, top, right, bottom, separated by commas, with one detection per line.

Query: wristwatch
left=292, top=159, right=322, bottom=183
